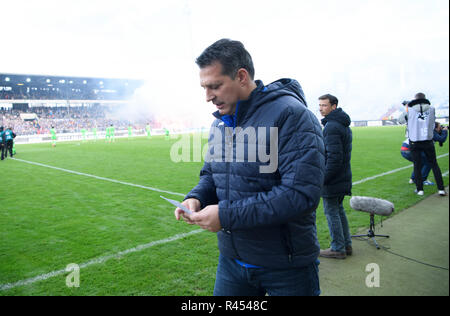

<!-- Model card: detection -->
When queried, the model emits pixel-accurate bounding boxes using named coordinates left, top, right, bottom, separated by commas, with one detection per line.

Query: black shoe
left=346, top=246, right=353, bottom=256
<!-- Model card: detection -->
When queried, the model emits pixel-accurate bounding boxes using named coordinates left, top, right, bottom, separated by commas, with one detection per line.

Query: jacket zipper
left=224, top=126, right=241, bottom=259
left=225, top=161, right=241, bottom=259
left=281, top=224, right=294, bottom=263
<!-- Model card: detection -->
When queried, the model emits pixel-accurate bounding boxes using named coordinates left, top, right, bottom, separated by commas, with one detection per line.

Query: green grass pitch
left=0, top=126, right=448, bottom=295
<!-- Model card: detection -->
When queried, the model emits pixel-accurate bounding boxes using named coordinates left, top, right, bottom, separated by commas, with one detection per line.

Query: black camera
left=438, top=125, right=448, bottom=147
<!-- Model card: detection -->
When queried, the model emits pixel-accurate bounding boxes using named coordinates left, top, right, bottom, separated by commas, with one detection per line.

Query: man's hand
left=174, top=198, right=201, bottom=221
left=189, top=204, right=222, bottom=233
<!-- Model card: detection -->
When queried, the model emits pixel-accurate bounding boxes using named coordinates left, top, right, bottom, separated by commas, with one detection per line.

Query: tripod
left=352, top=213, right=389, bottom=249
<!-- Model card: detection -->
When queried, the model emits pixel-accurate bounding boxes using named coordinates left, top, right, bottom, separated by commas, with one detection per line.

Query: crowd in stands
left=1, top=88, right=121, bottom=101
left=0, top=105, right=152, bottom=136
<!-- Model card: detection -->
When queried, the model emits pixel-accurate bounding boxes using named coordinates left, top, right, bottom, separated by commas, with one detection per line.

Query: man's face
left=319, top=99, right=336, bottom=117
left=200, top=62, right=242, bottom=116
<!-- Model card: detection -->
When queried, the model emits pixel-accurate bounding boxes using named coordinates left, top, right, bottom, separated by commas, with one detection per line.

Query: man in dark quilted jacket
left=174, top=39, right=325, bottom=296
left=318, top=94, right=353, bottom=260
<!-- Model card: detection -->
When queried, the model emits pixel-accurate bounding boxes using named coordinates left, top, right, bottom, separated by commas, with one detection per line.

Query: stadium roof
left=0, top=72, right=144, bottom=103
left=0, top=72, right=143, bottom=88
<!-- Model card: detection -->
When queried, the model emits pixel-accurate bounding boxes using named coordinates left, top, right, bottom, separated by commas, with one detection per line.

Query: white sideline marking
left=11, top=158, right=185, bottom=197
left=352, top=153, right=449, bottom=185
left=13, top=154, right=449, bottom=194
left=3, top=153, right=448, bottom=291
left=0, top=229, right=203, bottom=291
left=12, top=153, right=450, bottom=193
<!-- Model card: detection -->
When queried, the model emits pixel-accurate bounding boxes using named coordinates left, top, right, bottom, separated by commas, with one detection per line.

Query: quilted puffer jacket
left=320, top=108, right=352, bottom=198
left=185, top=79, right=325, bottom=269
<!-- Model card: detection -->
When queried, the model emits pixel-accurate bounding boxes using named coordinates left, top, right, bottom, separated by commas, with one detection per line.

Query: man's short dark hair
left=196, top=39, right=255, bottom=80
left=415, top=92, right=426, bottom=100
left=318, top=94, right=339, bottom=107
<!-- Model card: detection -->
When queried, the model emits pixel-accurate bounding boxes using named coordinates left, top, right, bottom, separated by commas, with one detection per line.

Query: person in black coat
left=318, top=94, right=353, bottom=259
left=1, top=126, right=16, bottom=160
left=0, top=126, right=4, bottom=160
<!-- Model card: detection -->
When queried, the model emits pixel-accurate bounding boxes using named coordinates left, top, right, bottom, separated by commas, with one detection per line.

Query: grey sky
left=1, top=0, right=448, bottom=123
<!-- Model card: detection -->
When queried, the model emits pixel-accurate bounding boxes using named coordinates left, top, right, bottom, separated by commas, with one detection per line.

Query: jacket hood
left=321, top=108, right=351, bottom=127
left=408, top=98, right=431, bottom=113
left=258, top=78, right=307, bottom=107
left=213, top=78, right=307, bottom=126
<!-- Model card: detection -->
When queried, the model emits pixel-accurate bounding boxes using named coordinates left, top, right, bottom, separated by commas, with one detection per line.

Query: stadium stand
left=0, top=73, right=142, bottom=101
left=0, top=73, right=145, bottom=136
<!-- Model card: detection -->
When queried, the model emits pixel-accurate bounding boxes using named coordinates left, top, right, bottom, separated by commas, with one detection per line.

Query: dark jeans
left=213, top=254, right=321, bottom=296
left=401, top=150, right=431, bottom=181
left=410, top=140, right=444, bottom=191
left=323, top=195, right=352, bottom=253
left=1, top=140, right=13, bottom=159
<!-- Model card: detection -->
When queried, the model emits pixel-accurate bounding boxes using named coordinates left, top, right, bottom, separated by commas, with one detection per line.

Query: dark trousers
left=213, top=254, right=321, bottom=296
left=1, top=140, right=13, bottom=159
left=410, top=140, right=444, bottom=191
left=401, top=150, right=431, bottom=181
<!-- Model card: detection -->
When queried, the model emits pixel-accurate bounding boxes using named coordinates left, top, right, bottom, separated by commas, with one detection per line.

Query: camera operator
left=419, top=122, right=449, bottom=186
left=407, top=93, right=446, bottom=196
left=434, top=122, right=448, bottom=147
